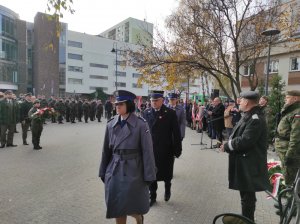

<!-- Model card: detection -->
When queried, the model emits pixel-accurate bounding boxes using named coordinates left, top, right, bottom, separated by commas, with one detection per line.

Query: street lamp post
left=111, top=43, right=118, bottom=91
left=261, top=28, right=280, bottom=96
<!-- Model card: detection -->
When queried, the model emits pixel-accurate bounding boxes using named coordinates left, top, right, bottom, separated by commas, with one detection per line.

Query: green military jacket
left=0, top=99, right=20, bottom=125
left=275, top=102, right=300, bottom=165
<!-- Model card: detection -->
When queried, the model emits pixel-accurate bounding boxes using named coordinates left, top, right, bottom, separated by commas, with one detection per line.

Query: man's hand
left=220, top=144, right=225, bottom=152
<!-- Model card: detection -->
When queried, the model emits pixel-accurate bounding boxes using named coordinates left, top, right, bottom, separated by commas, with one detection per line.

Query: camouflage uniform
left=274, top=101, right=300, bottom=185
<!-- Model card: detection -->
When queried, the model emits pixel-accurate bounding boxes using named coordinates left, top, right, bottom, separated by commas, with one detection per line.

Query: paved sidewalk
left=0, top=122, right=280, bottom=224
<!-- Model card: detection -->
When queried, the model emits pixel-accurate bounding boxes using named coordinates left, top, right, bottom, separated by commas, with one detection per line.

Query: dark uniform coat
left=142, top=104, right=182, bottom=181
left=169, top=104, right=186, bottom=139
left=99, top=113, right=156, bottom=218
left=224, top=106, right=269, bottom=192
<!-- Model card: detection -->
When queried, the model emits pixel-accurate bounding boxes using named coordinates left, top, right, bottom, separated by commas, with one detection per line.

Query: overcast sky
left=0, top=0, right=179, bottom=35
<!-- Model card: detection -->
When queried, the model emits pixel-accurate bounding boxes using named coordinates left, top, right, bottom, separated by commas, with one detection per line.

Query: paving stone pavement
left=0, top=121, right=280, bottom=224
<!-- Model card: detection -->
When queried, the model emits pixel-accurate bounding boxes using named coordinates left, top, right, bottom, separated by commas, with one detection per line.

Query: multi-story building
left=99, top=17, right=153, bottom=47
left=240, top=0, right=300, bottom=92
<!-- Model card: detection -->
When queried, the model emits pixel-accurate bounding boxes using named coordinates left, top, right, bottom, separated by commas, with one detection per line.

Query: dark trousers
left=149, top=180, right=172, bottom=199
left=21, top=121, right=31, bottom=143
left=32, top=122, right=43, bottom=147
left=0, top=124, right=15, bottom=145
left=239, top=191, right=256, bottom=221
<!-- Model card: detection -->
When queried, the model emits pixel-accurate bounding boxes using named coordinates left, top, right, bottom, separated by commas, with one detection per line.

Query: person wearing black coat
left=82, top=100, right=90, bottom=123
left=221, top=91, right=269, bottom=222
left=142, top=91, right=182, bottom=207
left=208, top=97, right=225, bottom=147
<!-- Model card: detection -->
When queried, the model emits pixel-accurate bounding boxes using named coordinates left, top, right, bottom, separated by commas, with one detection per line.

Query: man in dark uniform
left=49, top=96, right=57, bottom=123
left=83, top=99, right=90, bottom=123
left=105, top=99, right=113, bottom=120
left=65, top=99, right=70, bottom=122
left=167, top=93, right=186, bottom=140
left=96, top=100, right=104, bottom=122
left=28, top=100, right=44, bottom=150
left=76, top=99, right=83, bottom=122
left=20, top=93, right=33, bottom=145
left=220, top=91, right=269, bottom=221
left=55, top=98, right=65, bottom=124
left=69, top=99, right=77, bottom=123
left=0, top=90, right=19, bottom=148
left=142, top=91, right=182, bottom=206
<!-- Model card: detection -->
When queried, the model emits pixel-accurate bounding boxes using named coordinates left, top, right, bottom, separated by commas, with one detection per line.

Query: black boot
left=164, top=182, right=171, bottom=201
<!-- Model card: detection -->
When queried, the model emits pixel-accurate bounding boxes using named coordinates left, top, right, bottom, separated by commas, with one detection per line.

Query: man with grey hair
left=220, top=91, right=269, bottom=221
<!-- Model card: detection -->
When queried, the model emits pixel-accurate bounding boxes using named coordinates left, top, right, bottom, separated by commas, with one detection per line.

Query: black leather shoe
left=164, top=192, right=171, bottom=201
left=0, top=144, right=5, bottom=148
left=149, top=198, right=156, bottom=207
left=37, top=146, right=42, bottom=149
left=7, top=144, right=17, bottom=147
left=33, top=147, right=41, bottom=150
left=23, top=142, right=29, bottom=145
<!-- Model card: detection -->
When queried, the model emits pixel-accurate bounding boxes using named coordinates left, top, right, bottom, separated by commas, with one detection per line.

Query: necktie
left=119, top=120, right=127, bottom=128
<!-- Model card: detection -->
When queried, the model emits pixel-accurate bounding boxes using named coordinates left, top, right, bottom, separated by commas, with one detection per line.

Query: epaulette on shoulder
left=138, top=116, right=146, bottom=122
left=107, top=117, right=115, bottom=123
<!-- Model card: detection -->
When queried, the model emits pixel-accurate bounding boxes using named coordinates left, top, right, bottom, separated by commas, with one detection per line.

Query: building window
left=267, top=60, right=279, bottom=73
left=132, top=73, right=142, bottom=78
left=59, top=68, right=66, bottom=85
left=90, top=86, right=108, bottom=91
left=89, top=75, right=108, bottom=80
left=89, top=63, right=108, bottom=69
left=115, top=82, right=126, bottom=87
left=68, top=78, right=82, bottom=84
left=116, top=60, right=126, bottom=66
left=116, top=71, right=126, bottom=77
left=68, top=53, right=82, bottom=60
left=243, top=64, right=255, bottom=76
left=68, top=40, right=82, bottom=48
left=68, top=66, right=83, bottom=72
left=132, top=83, right=143, bottom=88
left=291, top=57, right=300, bottom=71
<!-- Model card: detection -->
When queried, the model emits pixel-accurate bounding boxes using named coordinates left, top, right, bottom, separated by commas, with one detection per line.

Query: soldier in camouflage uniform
left=55, top=98, right=66, bottom=124
left=274, top=90, right=300, bottom=185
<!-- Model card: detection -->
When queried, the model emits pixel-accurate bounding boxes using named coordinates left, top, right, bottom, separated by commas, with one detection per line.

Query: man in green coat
left=274, top=90, right=300, bottom=186
left=221, top=91, right=269, bottom=221
left=28, top=100, right=44, bottom=150
left=20, top=93, right=33, bottom=145
left=0, top=90, right=20, bottom=148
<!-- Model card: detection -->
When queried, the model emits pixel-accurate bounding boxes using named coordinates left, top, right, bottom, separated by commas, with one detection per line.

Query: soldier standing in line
left=105, top=99, right=113, bottom=120
left=90, top=99, right=97, bottom=121
left=65, top=99, right=70, bottom=122
left=142, top=91, right=182, bottom=206
left=96, top=100, right=103, bottom=122
left=69, top=99, right=77, bottom=123
left=274, top=90, right=300, bottom=187
left=83, top=99, right=90, bottom=123
left=0, top=90, right=19, bottom=148
left=55, top=98, right=65, bottom=124
left=77, top=99, right=83, bottom=122
left=167, top=93, right=186, bottom=140
left=20, top=93, right=33, bottom=145
left=220, top=91, right=269, bottom=221
left=28, top=100, right=44, bottom=150
left=49, top=96, right=57, bottom=123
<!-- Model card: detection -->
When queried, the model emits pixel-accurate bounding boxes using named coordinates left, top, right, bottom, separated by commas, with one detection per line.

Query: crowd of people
left=1, top=88, right=299, bottom=223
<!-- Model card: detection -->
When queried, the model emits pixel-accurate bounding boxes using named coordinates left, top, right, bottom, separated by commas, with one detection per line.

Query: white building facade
left=65, top=30, right=149, bottom=96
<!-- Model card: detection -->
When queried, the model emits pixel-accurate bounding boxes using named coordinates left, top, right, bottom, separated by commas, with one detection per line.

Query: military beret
left=113, top=90, right=136, bottom=103
left=240, top=91, right=259, bottom=100
left=150, top=90, right=164, bottom=100
left=4, top=90, right=13, bottom=95
left=286, top=90, right=300, bottom=96
left=34, top=100, right=40, bottom=104
left=168, top=93, right=178, bottom=99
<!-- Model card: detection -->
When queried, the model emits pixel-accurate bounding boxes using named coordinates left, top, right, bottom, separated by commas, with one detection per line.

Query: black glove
left=100, top=177, right=105, bottom=183
left=175, top=151, right=181, bottom=158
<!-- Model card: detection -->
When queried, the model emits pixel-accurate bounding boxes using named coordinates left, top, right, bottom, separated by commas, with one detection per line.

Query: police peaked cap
left=150, top=90, right=164, bottom=99
left=240, top=91, right=259, bottom=100
left=113, top=90, right=136, bottom=103
left=168, top=93, right=178, bottom=99
left=286, top=90, right=300, bottom=96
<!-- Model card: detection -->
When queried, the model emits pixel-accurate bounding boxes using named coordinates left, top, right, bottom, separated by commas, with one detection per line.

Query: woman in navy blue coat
left=99, top=90, right=156, bottom=224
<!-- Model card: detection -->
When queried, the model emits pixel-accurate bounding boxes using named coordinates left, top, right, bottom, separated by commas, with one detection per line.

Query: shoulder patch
left=252, top=114, right=259, bottom=119
left=107, top=117, right=115, bottom=123
left=294, top=114, right=300, bottom=119
left=138, top=116, right=146, bottom=122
